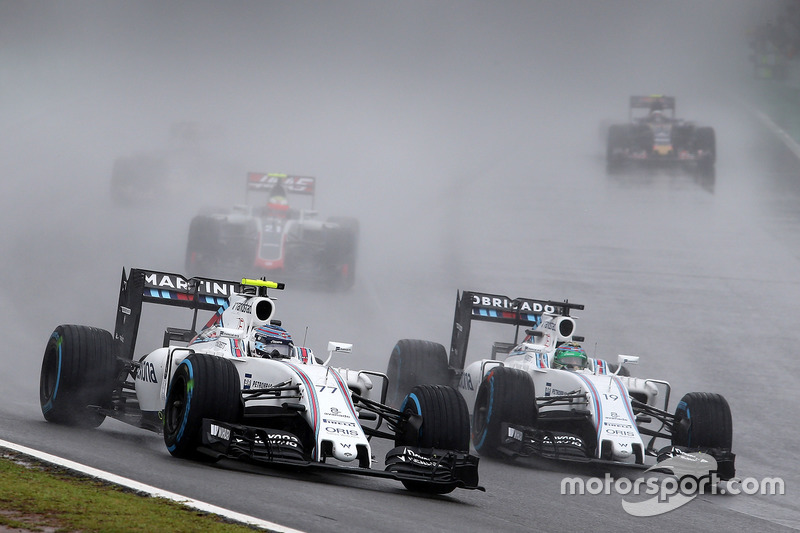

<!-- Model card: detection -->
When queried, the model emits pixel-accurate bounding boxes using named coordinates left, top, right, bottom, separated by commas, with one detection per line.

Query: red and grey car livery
left=39, top=268, right=482, bottom=494
left=185, top=173, right=359, bottom=290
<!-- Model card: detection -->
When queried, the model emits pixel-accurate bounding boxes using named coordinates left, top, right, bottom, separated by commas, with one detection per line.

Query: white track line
left=753, top=108, right=800, bottom=161
left=0, top=438, right=305, bottom=533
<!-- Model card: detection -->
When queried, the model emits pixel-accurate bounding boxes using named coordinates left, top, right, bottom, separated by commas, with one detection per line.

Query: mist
left=0, top=0, right=761, bottom=395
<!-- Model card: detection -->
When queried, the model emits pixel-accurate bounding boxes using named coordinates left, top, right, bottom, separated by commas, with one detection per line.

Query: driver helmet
left=649, top=109, right=664, bottom=122
left=266, top=180, right=290, bottom=217
left=253, top=324, right=293, bottom=359
left=553, top=342, right=588, bottom=370
left=267, top=195, right=289, bottom=217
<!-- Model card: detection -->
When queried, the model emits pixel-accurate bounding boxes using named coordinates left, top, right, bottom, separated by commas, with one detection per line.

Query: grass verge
left=0, top=452, right=263, bottom=532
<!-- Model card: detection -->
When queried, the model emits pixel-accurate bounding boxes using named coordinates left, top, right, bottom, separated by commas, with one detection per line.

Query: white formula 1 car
left=39, top=269, right=481, bottom=494
left=386, top=290, right=735, bottom=479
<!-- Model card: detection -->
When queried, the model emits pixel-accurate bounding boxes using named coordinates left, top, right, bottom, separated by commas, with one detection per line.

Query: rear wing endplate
left=113, top=268, right=240, bottom=361
left=448, top=290, right=584, bottom=371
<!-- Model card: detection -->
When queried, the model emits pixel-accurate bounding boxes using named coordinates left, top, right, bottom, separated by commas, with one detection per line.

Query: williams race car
left=386, top=290, right=735, bottom=480
left=185, top=173, right=359, bottom=290
left=605, top=95, right=716, bottom=174
left=39, top=268, right=481, bottom=494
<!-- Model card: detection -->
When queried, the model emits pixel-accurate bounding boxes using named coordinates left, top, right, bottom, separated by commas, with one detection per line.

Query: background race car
left=110, top=121, right=232, bottom=205
left=605, top=95, right=716, bottom=175
left=185, top=173, right=359, bottom=290
left=386, top=290, right=735, bottom=481
left=39, top=268, right=481, bottom=494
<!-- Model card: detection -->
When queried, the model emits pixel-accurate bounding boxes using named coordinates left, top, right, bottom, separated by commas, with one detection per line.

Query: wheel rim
left=165, top=375, right=188, bottom=436
left=40, top=341, right=61, bottom=409
left=472, top=386, right=490, bottom=444
left=42, top=351, right=56, bottom=399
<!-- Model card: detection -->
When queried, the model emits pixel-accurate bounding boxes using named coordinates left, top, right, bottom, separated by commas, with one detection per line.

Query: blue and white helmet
left=253, top=324, right=293, bottom=359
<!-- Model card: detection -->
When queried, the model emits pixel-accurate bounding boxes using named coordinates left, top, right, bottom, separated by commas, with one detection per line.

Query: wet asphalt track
left=2, top=2, right=799, bottom=531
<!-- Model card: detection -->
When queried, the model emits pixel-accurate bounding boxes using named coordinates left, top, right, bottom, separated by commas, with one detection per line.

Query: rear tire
left=472, top=366, right=537, bottom=458
left=163, top=353, right=242, bottom=461
left=185, top=215, right=221, bottom=276
left=694, top=127, right=716, bottom=167
left=395, top=384, right=470, bottom=494
left=386, top=339, right=450, bottom=408
left=671, top=392, right=732, bottom=449
left=39, top=325, right=117, bottom=428
left=323, top=216, right=359, bottom=291
left=607, top=363, right=631, bottom=377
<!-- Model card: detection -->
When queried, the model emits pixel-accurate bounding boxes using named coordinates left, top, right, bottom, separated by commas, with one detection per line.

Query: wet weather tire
left=39, top=325, right=117, bottom=428
left=163, top=353, right=242, bottom=461
left=671, top=392, right=732, bottom=450
left=395, top=384, right=470, bottom=494
left=472, top=366, right=537, bottom=458
left=324, top=216, right=359, bottom=291
left=695, top=127, right=716, bottom=167
left=386, top=339, right=450, bottom=408
left=185, top=215, right=221, bottom=275
left=606, top=124, right=628, bottom=173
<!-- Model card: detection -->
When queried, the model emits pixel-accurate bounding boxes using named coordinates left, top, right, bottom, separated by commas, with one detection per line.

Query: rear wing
left=113, top=268, right=242, bottom=361
left=629, top=95, right=675, bottom=119
left=448, top=290, right=584, bottom=371
left=246, top=172, right=316, bottom=210
left=246, top=172, right=316, bottom=195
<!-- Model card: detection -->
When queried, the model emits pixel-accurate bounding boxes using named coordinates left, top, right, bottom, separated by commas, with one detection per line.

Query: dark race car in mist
left=185, top=173, right=359, bottom=290
left=384, top=290, right=736, bottom=482
left=111, top=121, right=233, bottom=205
left=605, top=95, right=716, bottom=175
left=38, top=268, right=482, bottom=494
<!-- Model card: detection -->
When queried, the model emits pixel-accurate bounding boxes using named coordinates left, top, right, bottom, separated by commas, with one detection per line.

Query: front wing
left=201, top=419, right=484, bottom=491
left=497, top=422, right=736, bottom=480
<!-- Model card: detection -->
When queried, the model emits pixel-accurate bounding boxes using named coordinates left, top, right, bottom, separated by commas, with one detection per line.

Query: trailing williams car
left=39, top=269, right=481, bottom=494
left=386, top=290, right=735, bottom=480
left=606, top=95, right=716, bottom=174
left=185, top=173, right=359, bottom=290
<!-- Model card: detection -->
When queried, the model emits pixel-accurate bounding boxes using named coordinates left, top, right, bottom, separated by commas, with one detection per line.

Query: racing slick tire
left=164, top=353, right=242, bottom=461
left=386, top=339, right=451, bottom=408
left=39, top=325, right=117, bottom=428
left=607, top=363, right=630, bottom=377
left=395, top=384, right=471, bottom=494
left=472, top=366, right=538, bottom=458
left=694, top=127, right=716, bottom=167
left=671, top=392, right=732, bottom=450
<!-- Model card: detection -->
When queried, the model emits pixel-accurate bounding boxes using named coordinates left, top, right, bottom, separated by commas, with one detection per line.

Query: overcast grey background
left=2, top=1, right=799, bottom=531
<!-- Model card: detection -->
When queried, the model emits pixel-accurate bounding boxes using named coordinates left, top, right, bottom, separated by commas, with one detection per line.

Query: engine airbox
left=249, top=297, right=275, bottom=326
left=556, top=317, right=575, bottom=341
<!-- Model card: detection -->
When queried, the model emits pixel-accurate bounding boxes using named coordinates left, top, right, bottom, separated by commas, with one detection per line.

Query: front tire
left=395, top=384, right=470, bottom=494
left=606, top=124, right=627, bottom=173
left=671, top=392, right=732, bottom=450
left=39, top=325, right=117, bottom=428
left=163, top=353, right=242, bottom=461
left=386, top=339, right=450, bottom=408
left=472, top=366, right=537, bottom=458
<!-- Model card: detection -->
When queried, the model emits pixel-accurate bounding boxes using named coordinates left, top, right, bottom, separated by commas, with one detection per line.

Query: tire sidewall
left=39, top=325, right=116, bottom=428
